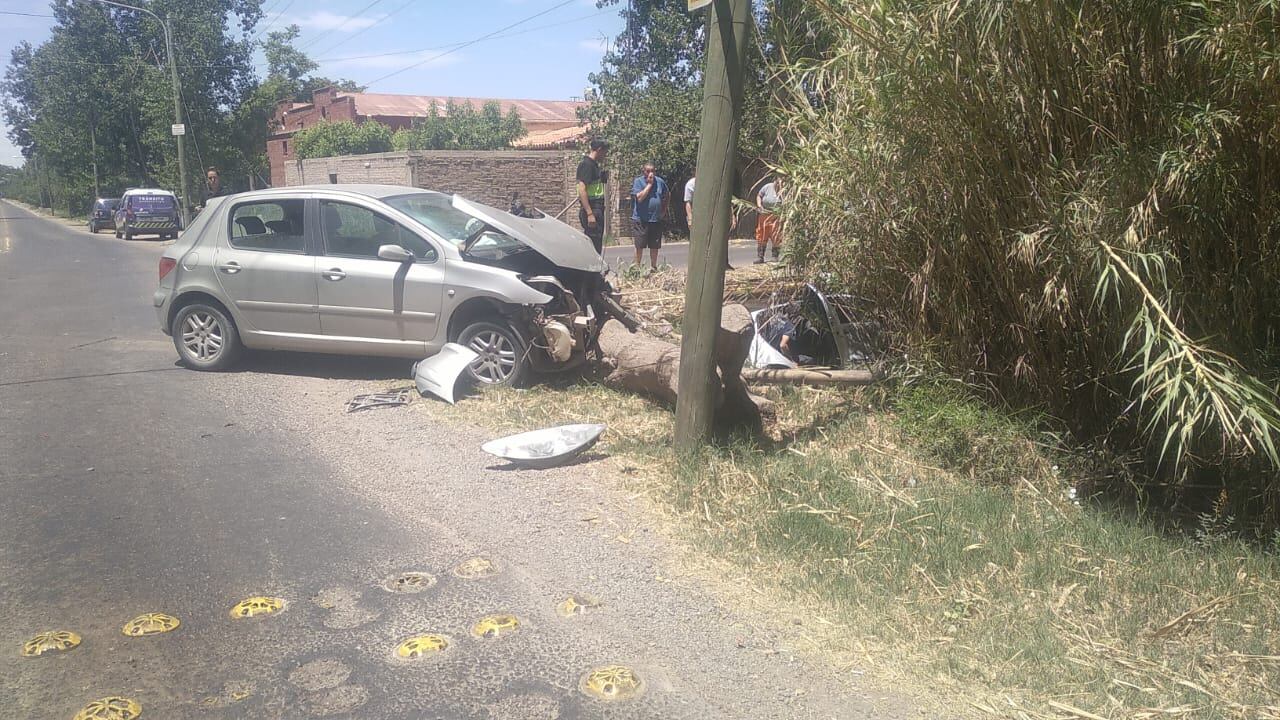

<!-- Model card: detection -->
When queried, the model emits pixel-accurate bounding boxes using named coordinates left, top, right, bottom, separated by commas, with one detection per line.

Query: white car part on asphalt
left=747, top=308, right=797, bottom=369
left=413, top=343, right=480, bottom=404
left=480, top=423, right=607, bottom=469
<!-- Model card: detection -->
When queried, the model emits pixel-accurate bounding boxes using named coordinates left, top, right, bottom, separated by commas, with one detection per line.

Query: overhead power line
left=314, top=9, right=612, bottom=63
left=297, top=0, right=387, bottom=52
left=38, top=57, right=243, bottom=69
left=309, top=0, right=415, bottom=58
left=1, top=10, right=54, bottom=18
left=363, top=0, right=579, bottom=88
left=250, top=0, right=298, bottom=43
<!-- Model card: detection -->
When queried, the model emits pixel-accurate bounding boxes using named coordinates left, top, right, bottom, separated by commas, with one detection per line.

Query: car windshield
left=384, top=193, right=485, bottom=248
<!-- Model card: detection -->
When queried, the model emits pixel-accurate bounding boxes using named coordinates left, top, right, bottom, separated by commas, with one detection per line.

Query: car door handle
left=322, top=268, right=347, bottom=281
left=217, top=261, right=241, bottom=274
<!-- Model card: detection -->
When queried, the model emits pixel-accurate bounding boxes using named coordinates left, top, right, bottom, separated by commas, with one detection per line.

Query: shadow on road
left=236, top=350, right=411, bottom=381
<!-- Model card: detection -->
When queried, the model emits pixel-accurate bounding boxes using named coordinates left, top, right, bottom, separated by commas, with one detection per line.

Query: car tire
left=458, top=320, right=529, bottom=388
left=172, top=302, right=241, bottom=371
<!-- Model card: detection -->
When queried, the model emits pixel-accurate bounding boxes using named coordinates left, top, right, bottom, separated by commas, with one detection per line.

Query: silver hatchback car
left=154, top=184, right=634, bottom=385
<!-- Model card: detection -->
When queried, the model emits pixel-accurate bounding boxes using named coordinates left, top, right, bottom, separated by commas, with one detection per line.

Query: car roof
left=122, top=188, right=176, bottom=197
left=229, top=184, right=441, bottom=202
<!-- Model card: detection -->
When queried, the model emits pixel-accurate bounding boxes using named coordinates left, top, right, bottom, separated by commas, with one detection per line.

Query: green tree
left=233, top=24, right=366, bottom=181
left=257, top=25, right=365, bottom=104
left=2, top=0, right=265, bottom=212
left=293, top=120, right=393, bottom=159
left=392, top=100, right=525, bottom=151
left=582, top=0, right=773, bottom=229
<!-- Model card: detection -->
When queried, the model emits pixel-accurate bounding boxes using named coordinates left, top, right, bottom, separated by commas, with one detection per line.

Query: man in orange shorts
left=755, top=177, right=783, bottom=263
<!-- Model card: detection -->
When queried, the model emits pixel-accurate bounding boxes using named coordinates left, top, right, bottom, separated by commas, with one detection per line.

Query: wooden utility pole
left=674, top=0, right=752, bottom=450
left=89, top=115, right=100, bottom=200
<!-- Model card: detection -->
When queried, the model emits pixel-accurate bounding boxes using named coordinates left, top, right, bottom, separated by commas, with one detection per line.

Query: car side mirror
left=377, top=244, right=415, bottom=263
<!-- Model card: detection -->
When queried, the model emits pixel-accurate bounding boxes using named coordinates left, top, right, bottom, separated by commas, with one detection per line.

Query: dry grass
left=612, top=262, right=804, bottom=332
left=417, top=378, right=1280, bottom=720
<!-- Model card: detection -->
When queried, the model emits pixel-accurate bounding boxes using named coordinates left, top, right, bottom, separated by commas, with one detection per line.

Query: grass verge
left=428, top=379, right=1280, bottom=719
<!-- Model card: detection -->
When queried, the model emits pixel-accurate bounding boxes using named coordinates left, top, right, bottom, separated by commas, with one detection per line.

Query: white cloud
left=291, top=11, right=384, bottom=31
left=580, top=37, right=609, bottom=53
left=319, top=52, right=464, bottom=71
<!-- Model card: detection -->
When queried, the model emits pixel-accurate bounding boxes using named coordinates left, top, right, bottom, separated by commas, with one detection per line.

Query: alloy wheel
left=181, top=311, right=225, bottom=362
left=467, top=330, right=517, bottom=383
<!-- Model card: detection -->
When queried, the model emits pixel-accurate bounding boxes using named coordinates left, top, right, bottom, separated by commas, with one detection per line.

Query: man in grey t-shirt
left=755, top=177, right=783, bottom=263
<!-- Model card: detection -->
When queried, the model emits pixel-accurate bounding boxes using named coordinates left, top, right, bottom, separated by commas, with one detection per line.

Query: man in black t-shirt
left=576, top=139, right=609, bottom=254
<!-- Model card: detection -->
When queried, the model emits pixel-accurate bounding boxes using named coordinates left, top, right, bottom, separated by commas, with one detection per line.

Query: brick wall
left=283, top=150, right=636, bottom=240
left=285, top=151, right=417, bottom=187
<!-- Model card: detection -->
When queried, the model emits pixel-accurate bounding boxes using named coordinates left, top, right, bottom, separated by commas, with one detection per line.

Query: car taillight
left=159, top=257, right=177, bottom=282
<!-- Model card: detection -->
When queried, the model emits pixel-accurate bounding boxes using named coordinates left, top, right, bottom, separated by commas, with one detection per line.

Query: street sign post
left=171, top=123, right=185, bottom=136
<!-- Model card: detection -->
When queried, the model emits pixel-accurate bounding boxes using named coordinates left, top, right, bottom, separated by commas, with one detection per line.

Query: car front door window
left=319, top=202, right=436, bottom=261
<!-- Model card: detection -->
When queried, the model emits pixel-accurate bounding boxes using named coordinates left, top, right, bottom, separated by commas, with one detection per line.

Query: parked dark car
left=114, top=189, right=180, bottom=240
left=88, top=198, right=119, bottom=233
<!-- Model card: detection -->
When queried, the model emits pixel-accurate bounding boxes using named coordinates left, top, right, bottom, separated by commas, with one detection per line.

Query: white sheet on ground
left=747, top=308, right=797, bottom=369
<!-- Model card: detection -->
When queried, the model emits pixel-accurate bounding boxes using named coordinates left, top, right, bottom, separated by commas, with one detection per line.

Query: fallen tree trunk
left=740, top=368, right=876, bottom=385
left=597, top=303, right=771, bottom=430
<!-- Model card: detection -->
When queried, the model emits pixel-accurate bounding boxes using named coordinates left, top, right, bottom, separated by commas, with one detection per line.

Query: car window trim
left=317, top=199, right=440, bottom=264
left=225, top=198, right=308, bottom=255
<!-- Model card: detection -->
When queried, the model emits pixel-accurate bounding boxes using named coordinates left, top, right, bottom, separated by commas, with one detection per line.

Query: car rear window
left=230, top=199, right=307, bottom=253
left=131, top=194, right=175, bottom=211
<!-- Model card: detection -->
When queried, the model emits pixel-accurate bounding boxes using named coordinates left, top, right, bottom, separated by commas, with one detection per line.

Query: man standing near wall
left=631, top=162, right=669, bottom=272
left=576, top=140, right=609, bottom=254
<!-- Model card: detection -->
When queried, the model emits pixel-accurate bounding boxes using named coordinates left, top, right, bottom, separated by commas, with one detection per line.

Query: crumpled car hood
left=453, top=195, right=607, bottom=273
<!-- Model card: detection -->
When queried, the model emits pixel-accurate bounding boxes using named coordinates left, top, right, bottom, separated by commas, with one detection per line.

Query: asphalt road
left=0, top=202, right=918, bottom=720
left=603, top=239, right=762, bottom=270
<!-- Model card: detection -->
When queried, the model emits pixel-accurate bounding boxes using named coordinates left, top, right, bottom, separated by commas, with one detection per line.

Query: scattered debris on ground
left=345, top=388, right=413, bottom=413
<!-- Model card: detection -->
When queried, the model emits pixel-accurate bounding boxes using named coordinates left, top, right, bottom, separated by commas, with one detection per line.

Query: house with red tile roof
left=266, top=87, right=587, bottom=186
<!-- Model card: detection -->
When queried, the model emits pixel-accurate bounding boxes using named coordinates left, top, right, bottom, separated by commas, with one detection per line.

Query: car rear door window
left=229, top=199, right=306, bottom=253
left=319, top=201, right=437, bottom=261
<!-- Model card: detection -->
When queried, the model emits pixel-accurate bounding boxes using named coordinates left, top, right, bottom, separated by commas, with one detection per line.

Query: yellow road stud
left=21, top=630, right=81, bottom=657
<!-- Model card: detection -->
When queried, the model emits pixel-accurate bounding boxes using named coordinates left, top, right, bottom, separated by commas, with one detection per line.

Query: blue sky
left=0, top=0, right=626, bottom=164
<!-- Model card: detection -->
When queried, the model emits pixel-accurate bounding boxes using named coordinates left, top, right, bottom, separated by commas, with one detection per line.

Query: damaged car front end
left=386, top=191, right=640, bottom=386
